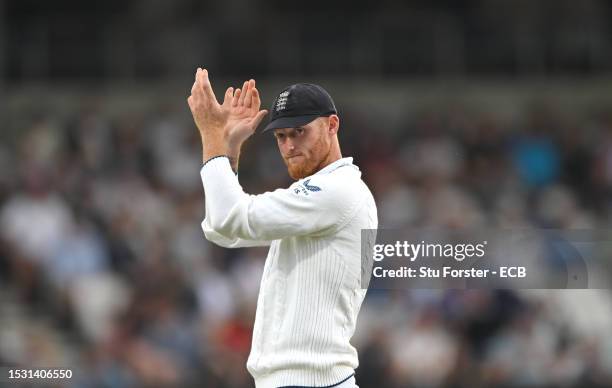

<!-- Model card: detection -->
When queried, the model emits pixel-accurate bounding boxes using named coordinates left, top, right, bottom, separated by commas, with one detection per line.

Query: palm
left=187, top=70, right=267, bottom=150
left=223, top=79, right=267, bottom=147
left=226, top=100, right=258, bottom=135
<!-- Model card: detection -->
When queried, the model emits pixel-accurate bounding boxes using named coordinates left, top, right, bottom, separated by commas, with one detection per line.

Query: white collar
left=314, top=157, right=355, bottom=175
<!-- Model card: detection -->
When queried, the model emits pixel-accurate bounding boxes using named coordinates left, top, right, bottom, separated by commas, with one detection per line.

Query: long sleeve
left=200, top=157, right=361, bottom=245
left=202, top=188, right=272, bottom=248
left=200, top=155, right=379, bottom=388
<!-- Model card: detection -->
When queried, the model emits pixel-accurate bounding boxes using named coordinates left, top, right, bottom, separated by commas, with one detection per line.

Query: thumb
left=250, top=109, right=269, bottom=129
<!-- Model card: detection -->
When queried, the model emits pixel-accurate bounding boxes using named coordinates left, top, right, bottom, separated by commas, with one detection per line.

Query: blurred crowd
left=5, top=0, right=612, bottom=81
left=1, top=97, right=612, bottom=388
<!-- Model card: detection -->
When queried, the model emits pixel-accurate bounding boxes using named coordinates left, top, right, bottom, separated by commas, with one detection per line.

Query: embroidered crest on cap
left=275, top=90, right=290, bottom=112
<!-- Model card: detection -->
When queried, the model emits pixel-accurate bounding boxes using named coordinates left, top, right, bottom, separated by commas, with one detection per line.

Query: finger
left=222, top=87, right=234, bottom=107
left=232, top=88, right=241, bottom=107
left=191, top=69, right=202, bottom=97
left=245, top=79, right=255, bottom=108
left=249, top=109, right=269, bottom=129
left=199, top=68, right=219, bottom=105
left=251, top=86, right=261, bottom=111
left=192, top=68, right=203, bottom=96
left=238, top=80, right=249, bottom=106
left=187, top=96, right=197, bottom=117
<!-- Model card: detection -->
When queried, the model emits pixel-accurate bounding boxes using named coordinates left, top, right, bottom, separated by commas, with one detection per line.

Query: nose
left=282, top=142, right=296, bottom=159
left=285, top=138, right=296, bottom=151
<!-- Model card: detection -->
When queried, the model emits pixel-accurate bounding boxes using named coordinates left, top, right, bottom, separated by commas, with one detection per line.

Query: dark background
left=3, top=0, right=612, bottom=82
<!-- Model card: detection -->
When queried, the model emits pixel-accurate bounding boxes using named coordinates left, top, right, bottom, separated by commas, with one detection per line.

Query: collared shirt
left=201, top=156, right=378, bottom=388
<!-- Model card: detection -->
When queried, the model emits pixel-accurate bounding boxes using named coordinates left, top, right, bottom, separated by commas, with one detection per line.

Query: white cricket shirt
left=200, top=156, right=378, bottom=388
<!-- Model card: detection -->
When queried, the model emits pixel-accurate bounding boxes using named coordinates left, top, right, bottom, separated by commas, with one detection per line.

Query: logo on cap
left=275, top=91, right=290, bottom=112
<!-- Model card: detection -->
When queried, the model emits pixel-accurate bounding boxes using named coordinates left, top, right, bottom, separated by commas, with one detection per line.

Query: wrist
left=201, top=133, right=229, bottom=164
left=227, top=138, right=243, bottom=154
left=229, top=141, right=241, bottom=167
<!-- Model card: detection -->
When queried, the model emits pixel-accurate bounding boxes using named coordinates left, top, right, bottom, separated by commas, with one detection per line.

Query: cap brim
left=262, top=114, right=322, bottom=132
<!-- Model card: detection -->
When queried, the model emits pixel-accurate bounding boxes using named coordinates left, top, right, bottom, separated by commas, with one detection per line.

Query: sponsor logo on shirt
left=303, top=179, right=321, bottom=192
left=292, top=179, right=322, bottom=196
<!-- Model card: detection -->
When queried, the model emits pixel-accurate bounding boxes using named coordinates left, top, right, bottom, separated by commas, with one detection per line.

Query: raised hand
left=224, top=79, right=268, bottom=151
left=187, top=68, right=268, bottom=166
left=187, top=68, right=228, bottom=136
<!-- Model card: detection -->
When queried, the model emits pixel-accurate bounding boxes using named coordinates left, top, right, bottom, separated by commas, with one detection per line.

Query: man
left=188, top=68, right=377, bottom=388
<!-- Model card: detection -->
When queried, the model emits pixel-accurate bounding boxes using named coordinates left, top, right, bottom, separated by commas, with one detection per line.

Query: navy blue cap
left=263, top=83, right=337, bottom=132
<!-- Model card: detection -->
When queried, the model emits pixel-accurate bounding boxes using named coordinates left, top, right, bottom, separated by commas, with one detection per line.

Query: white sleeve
left=202, top=191, right=272, bottom=248
left=200, top=156, right=360, bottom=244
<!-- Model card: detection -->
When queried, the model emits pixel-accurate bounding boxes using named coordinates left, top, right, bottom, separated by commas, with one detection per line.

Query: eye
left=296, top=127, right=304, bottom=135
left=274, top=132, right=285, bottom=140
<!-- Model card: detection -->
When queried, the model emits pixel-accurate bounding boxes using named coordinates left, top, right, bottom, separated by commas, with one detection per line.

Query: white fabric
left=201, top=157, right=377, bottom=388
left=334, top=375, right=359, bottom=388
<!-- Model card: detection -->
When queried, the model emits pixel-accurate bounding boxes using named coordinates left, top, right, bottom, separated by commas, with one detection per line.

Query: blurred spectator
left=1, top=94, right=612, bottom=388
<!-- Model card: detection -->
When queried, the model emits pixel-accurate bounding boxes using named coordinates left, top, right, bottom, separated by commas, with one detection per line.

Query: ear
left=328, top=114, right=340, bottom=135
